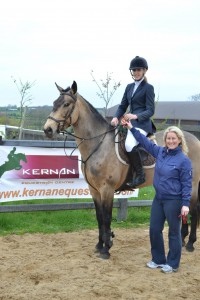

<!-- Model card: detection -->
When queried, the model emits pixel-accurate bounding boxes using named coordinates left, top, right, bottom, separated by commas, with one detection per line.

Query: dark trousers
left=150, top=196, right=182, bottom=269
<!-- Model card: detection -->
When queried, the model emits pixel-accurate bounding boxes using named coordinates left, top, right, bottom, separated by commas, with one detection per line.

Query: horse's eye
left=64, top=103, right=70, bottom=107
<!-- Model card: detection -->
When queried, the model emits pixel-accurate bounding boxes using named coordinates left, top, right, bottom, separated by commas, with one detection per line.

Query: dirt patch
left=0, top=227, right=200, bottom=300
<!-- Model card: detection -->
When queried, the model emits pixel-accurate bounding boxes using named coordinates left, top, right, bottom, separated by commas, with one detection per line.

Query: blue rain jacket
left=130, top=128, right=192, bottom=206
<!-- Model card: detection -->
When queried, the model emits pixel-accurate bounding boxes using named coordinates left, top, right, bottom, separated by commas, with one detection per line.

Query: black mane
left=83, top=97, right=111, bottom=127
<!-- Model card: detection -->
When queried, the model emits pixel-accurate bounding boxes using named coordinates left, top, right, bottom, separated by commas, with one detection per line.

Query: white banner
left=0, top=146, right=138, bottom=202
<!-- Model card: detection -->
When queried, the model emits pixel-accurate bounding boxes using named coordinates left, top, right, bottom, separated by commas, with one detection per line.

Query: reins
left=62, top=126, right=117, bottom=164
left=62, top=126, right=117, bottom=142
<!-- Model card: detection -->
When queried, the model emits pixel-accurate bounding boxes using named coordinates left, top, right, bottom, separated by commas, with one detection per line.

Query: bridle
left=47, top=91, right=77, bottom=132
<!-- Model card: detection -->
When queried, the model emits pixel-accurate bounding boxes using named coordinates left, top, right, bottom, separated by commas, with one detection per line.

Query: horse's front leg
left=99, top=200, right=114, bottom=259
left=93, top=199, right=104, bottom=252
left=93, top=199, right=114, bottom=258
left=91, top=187, right=115, bottom=259
left=93, top=199, right=114, bottom=259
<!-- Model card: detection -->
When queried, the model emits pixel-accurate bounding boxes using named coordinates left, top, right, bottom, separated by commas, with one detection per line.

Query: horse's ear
left=71, top=81, right=77, bottom=94
left=55, top=82, right=65, bottom=93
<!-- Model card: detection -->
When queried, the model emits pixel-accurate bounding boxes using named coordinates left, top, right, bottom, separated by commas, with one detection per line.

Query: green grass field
left=0, top=186, right=155, bottom=236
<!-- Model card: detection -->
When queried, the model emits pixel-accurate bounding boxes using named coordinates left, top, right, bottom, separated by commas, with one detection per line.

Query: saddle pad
left=115, top=127, right=156, bottom=168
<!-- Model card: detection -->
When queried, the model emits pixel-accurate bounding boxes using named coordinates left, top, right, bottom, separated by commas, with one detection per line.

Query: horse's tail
left=196, top=181, right=200, bottom=227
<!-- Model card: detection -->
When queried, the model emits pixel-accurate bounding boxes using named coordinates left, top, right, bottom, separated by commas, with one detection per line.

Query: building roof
left=154, top=101, right=200, bottom=120
left=106, top=101, right=200, bottom=121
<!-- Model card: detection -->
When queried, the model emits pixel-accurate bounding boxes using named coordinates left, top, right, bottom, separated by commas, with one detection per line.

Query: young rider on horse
left=111, top=56, right=156, bottom=188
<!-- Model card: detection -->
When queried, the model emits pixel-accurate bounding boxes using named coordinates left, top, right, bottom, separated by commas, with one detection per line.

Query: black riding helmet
left=129, top=56, right=148, bottom=70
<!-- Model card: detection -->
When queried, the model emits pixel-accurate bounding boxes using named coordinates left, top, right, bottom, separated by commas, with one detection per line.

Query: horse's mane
left=81, top=96, right=111, bottom=127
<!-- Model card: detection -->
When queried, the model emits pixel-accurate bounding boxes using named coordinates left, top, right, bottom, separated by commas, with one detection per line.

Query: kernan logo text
left=22, top=167, right=76, bottom=178
left=10, top=155, right=79, bottom=179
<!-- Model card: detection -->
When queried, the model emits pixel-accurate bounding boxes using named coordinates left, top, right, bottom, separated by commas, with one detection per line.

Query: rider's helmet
left=129, top=56, right=148, bottom=70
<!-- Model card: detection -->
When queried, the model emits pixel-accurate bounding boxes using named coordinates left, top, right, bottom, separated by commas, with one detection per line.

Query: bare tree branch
left=90, top=70, right=121, bottom=116
left=188, top=93, right=200, bottom=101
left=11, top=76, right=36, bottom=139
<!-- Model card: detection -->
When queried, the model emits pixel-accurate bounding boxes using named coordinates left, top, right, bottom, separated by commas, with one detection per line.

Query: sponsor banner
left=0, top=146, right=138, bottom=202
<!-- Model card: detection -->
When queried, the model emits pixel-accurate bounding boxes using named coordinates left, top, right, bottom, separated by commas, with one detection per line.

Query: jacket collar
left=162, top=146, right=182, bottom=157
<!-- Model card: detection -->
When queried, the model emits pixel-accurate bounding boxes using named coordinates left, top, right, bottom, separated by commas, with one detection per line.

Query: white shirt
left=132, top=77, right=144, bottom=96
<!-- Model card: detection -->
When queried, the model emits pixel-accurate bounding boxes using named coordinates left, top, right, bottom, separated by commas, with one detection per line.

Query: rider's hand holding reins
left=111, top=117, right=119, bottom=126
left=124, top=113, right=138, bottom=120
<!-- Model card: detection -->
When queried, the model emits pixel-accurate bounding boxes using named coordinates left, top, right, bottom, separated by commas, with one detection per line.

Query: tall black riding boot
left=127, top=148, right=145, bottom=188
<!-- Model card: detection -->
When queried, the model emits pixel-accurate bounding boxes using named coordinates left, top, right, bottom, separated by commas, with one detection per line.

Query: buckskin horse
left=44, top=81, right=200, bottom=259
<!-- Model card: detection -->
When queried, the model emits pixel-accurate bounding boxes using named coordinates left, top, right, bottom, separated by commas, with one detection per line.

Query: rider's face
left=130, top=68, right=146, bottom=81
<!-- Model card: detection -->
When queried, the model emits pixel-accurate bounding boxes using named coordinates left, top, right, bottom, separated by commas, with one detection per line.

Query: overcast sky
left=0, top=0, right=200, bottom=108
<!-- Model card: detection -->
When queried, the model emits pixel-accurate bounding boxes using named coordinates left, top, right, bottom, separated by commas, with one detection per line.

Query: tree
left=11, top=76, right=36, bottom=139
left=90, top=70, right=121, bottom=116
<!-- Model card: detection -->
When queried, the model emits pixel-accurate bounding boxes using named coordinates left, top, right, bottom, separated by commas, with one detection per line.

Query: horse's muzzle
left=44, top=126, right=54, bottom=138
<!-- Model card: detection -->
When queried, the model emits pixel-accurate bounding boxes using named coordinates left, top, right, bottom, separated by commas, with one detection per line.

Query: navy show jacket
left=115, top=80, right=155, bottom=133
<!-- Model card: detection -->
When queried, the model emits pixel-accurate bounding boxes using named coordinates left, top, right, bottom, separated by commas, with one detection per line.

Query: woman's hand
left=121, top=118, right=133, bottom=130
left=181, top=206, right=190, bottom=216
left=111, top=117, right=119, bottom=126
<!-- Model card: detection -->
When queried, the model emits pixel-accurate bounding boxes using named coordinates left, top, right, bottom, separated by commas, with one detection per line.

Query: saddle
left=114, top=126, right=156, bottom=193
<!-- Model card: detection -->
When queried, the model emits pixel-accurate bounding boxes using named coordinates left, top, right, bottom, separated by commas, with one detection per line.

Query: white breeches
left=125, top=128, right=147, bottom=152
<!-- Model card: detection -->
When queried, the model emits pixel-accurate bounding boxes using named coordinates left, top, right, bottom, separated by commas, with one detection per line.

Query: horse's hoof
left=99, top=252, right=110, bottom=259
left=95, top=247, right=103, bottom=253
left=186, top=246, right=195, bottom=252
left=95, top=242, right=104, bottom=253
left=185, top=242, right=195, bottom=252
left=98, top=247, right=110, bottom=259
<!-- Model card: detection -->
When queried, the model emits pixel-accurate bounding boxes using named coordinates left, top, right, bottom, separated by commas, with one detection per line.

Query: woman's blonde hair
left=163, top=126, right=189, bottom=155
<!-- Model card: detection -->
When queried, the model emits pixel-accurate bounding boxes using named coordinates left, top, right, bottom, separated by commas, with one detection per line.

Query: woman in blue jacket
left=121, top=119, right=192, bottom=273
left=111, top=56, right=155, bottom=188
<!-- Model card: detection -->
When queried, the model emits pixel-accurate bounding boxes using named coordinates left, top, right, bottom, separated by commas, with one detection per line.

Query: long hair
left=163, top=126, right=189, bottom=155
left=144, top=75, right=147, bottom=82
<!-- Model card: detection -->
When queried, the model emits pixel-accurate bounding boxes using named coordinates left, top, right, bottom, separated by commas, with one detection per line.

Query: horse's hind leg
left=185, top=210, right=197, bottom=252
left=181, top=223, right=189, bottom=247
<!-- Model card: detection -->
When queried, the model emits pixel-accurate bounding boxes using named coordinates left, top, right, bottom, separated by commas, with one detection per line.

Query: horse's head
left=44, top=81, right=78, bottom=138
